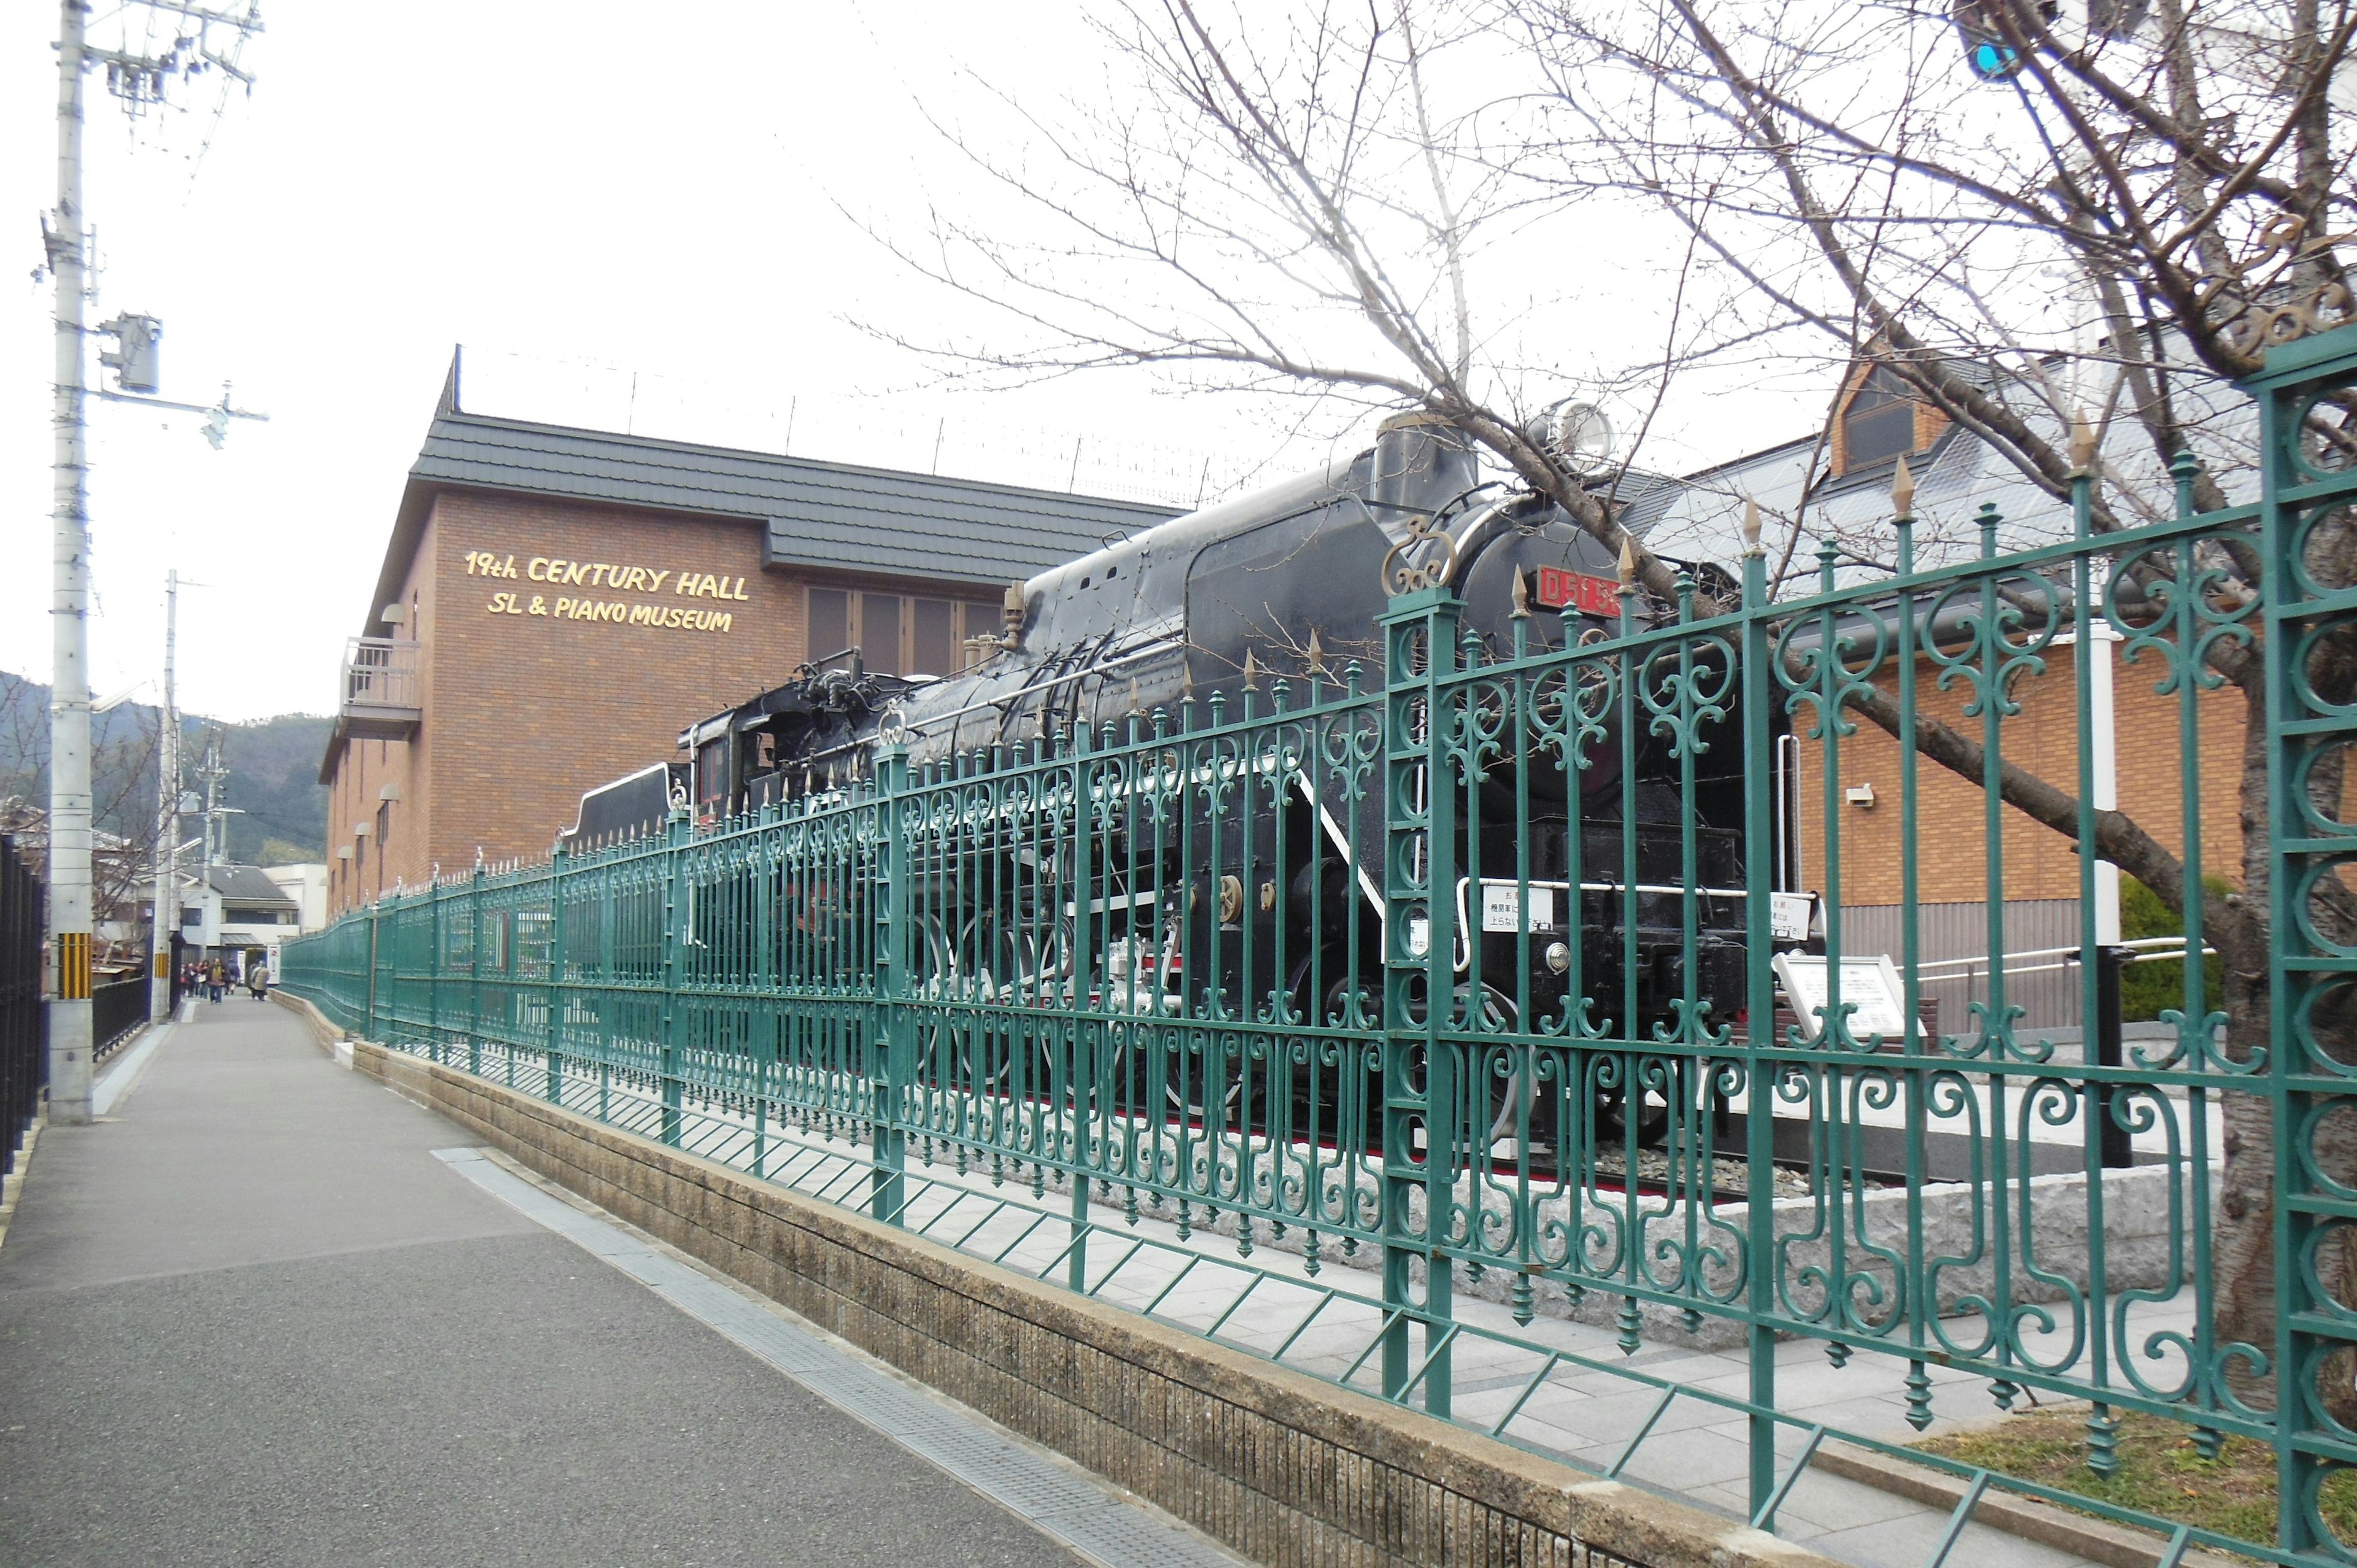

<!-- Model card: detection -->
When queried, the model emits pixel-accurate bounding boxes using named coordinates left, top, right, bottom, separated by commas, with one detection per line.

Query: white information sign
left=1769, top=892, right=1815, bottom=944
left=1771, top=952, right=1913, bottom=1043
left=1479, top=881, right=1558, bottom=933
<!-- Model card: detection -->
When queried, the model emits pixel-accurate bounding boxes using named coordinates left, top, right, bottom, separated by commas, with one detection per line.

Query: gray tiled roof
left=1622, top=372, right=2259, bottom=597
left=407, top=411, right=1180, bottom=594
left=207, top=864, right=297, bottom=908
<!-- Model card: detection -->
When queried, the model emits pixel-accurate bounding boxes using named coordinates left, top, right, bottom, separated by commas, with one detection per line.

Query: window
left=808, top=589, right=850, bottom=661
left=913, top=598, right=956, bottom=677
left=862, top=593, right=903, bottom=676
left=1843, top=366, right=1919, bottom=468
left=376, top=800, right=392, bottom=850
left=699, top=739, right=729, bottom=814
left=807, top=590, right=1010, bottom=676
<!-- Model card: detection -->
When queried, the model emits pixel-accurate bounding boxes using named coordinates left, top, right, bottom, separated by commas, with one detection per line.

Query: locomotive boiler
left=578, top=415, right=1807, bottom=1149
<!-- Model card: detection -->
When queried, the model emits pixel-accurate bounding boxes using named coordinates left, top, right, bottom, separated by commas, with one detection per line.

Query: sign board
left=465, top=549, right=749, bottom=636
left=1479, top=881, right=1558, bottom=933
left=1535, top=567, right=1620, bottom=618
left=1771, top=951, right=1913, bottom=1043
left=1769, top=891, right=1815, bottom=944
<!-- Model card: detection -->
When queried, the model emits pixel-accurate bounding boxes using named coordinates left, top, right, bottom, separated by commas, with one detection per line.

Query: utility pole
left=191, top=728, right=238, bottom=870
left=196, top=730, right=220, bottom=868
left=48, top=0, right=95, bottom=1123
left=149, top=570, right=178, bottom=1022
left=41, top=0, right=260, bottom=1114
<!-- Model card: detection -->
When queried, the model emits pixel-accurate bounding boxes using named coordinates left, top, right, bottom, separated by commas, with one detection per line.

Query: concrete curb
left=1811, top=1431, right=2235, bottom=1568
left=0, top=1114, right=45, bottom=1256
left=92, top=1019, right=177, bottom=1117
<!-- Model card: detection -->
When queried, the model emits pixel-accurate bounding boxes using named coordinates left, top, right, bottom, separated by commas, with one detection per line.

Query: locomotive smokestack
left=1369, top=412, right=1479, bottom=526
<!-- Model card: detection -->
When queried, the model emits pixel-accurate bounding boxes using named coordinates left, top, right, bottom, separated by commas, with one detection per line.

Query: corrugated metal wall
left=1840, top=898, right=2083, bottom=1038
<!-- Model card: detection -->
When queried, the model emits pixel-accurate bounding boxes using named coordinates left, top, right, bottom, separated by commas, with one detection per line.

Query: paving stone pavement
left=0, top=1002, right=1185, bottom=1568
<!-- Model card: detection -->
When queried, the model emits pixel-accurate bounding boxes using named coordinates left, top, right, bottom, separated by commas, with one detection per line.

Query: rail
left=1911, top=935, right=2223, bottom=994
left=339, top=636, right=420, bottom=713
left=0, top=835, right=37, bottom=1205
left=91, top=973, right=150, bottom=1065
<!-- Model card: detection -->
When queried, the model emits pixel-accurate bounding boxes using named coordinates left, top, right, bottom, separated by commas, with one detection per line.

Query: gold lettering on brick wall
left=471, top=548, right=749, bottom=633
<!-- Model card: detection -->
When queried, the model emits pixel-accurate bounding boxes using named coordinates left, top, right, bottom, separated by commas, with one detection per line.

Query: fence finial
left=1242, top=647, right=1260, bottom=690
left=1740, top=498, right=1764, bottom=558
left=1617, top=533, right=1638, bottom=588
left=2069, top=411, right=2098, bottom=475
left=1306, top=626, right=1328, bottom=674
left=1509, top=568, right=1531, bottom=619
left=1891, top=454, right=1916, bottom=519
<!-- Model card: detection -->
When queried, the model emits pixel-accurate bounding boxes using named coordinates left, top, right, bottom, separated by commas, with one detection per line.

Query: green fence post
left=363, top=902, right=379, bottom=1040
left=1738, top=509, right=1781, bottom=1521
left=1379, top=582, right=1460, bottom=1415
left=469, top=862, right=484, bottom=1078
left=874, top=744, right=910, bottom=1225
left=2250, top=322, right=2357, bottom=1558
left=1066, top=717, right=1094, bottom=1290
left=547, top=844, right=566, bottom=1106
left=660, top=798, right=688, bottom=1147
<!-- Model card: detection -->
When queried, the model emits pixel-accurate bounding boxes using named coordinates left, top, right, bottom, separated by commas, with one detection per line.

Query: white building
left=262, top=863, right=329, bottom=934
left=178, top=865, right=303, bottom=974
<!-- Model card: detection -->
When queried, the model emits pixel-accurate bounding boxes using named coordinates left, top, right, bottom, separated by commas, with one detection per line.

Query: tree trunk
left=2213, top=675, right=2357, bottom=1427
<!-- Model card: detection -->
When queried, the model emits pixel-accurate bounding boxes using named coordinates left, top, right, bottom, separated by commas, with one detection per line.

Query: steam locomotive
left=567, top=416, right=1808, bottom=1147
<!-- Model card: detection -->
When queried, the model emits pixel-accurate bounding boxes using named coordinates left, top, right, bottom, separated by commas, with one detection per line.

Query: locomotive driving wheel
left=913, top=910, right=1063, bottom=1092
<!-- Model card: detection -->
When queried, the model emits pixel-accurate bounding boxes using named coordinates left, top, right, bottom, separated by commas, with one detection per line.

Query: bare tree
left=872, top=0, right=2352, bottom=1403
left=0, top=675, right=171, bottom=962
left=1512, top=0, right=2356, bottom=1410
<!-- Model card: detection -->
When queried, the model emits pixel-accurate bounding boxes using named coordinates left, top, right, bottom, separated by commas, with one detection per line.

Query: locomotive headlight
left=1544, top=941, right=1570, bottom=975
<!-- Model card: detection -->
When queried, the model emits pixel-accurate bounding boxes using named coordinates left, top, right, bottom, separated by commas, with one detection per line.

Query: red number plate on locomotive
left=1535, top=566, right=1619, bottom=617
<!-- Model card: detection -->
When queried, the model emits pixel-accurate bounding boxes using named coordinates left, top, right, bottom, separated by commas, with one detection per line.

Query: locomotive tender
left=570, top=415, right=1808, bottom=1145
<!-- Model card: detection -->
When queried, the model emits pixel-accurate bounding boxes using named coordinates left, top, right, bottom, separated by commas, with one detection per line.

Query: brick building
left=1628, top=354, right=2257, bottom=1032
left=321, top=360, right=1174, bottom=914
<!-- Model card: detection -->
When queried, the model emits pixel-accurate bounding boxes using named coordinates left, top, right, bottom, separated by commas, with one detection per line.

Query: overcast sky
left=1, top=1, right=1797, bottom=725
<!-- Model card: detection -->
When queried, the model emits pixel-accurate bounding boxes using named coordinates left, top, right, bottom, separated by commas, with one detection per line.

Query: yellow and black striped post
left=56, top=930, right=90, bottom=1000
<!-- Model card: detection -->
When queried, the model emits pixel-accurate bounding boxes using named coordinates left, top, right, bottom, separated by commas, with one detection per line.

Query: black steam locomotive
left=568, top=417, right=1806, bottom=1145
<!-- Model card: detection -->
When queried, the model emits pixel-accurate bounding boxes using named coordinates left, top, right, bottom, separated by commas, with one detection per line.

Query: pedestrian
left=248, top=960, right=268, bottom=1000
left=207, top=959, right=224, bottom=1003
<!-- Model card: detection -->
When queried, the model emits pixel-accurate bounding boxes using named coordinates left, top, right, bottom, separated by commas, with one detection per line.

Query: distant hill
left=0, top=672, right=329, bottom=863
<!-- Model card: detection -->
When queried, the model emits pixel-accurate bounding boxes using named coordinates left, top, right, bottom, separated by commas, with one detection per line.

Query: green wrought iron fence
left=281, top=329, right=2357, bottom=1566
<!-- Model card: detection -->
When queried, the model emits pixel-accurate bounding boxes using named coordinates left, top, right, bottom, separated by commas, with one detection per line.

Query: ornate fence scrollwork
left=276, top=326, right=2357, bottom=1567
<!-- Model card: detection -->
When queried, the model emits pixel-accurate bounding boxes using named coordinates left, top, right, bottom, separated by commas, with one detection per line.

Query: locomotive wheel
left=940, top=913, right=1061, bottom=1091
left=1395, top=979, right=1529, bottom=1160
left=1159, top=1033, right=1264, bottom=1130
left=1276, top=951, right=1382, bottom=1145
left=1590, top=1059, right=1674, bottom=1148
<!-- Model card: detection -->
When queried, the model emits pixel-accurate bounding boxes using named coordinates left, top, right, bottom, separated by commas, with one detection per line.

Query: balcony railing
left=338, top=637, right=421, bottom=737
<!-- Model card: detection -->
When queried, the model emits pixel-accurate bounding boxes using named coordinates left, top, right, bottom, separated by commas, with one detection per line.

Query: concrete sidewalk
left=0, top=1002, right=1107, bottom=1568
